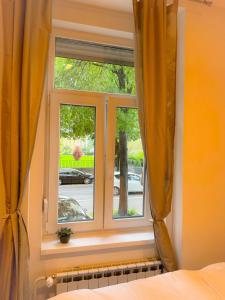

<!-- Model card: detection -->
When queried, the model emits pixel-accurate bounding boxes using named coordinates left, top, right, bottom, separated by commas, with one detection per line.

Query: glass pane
left=113, top=107, right=144, bottom=219
left=54, top=57, right=136, bottom=95
left=58, top=104, right=96, bottom=223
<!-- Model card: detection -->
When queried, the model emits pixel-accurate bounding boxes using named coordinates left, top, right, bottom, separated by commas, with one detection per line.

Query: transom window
left=47, top=36, right=150, bottom=233
left=54, top=38, right=136, bottom=95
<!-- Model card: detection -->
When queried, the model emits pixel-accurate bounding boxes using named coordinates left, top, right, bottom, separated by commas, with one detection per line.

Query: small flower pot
left=57, top=227, right=73, bottom=243
left=59, top=235, right=71, bottom=244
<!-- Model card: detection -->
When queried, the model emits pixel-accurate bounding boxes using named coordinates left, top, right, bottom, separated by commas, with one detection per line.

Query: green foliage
left=60, top=155, right=94, bottom=168
left=60, top=153, right=144, bottom=168
left=128, top=152, right=144, bottom=167
left=55, top=57, right=140, bottom=142
left=61, top=145, right=72, bottom=155
left=113, top=208, right=141, bottom=218
left=55, top=57, right=136, bottom=95
left=116, top=108, right=140, bottom=141
left=56, top=227, right=73, bottom=238
left=60, top=105, right=95, bottom=139
left=126, top=208, right=140, bottom=216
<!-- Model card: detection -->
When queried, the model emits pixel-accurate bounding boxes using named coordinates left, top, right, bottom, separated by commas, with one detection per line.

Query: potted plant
left=57, top=227, right=73, bottom=244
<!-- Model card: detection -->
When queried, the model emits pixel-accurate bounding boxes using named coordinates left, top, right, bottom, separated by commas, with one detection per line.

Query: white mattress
left=49, top=263, right=225, bottom=300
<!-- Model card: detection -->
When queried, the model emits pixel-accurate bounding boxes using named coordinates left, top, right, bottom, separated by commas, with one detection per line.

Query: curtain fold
left=0, top=1, right=51, bottom=299
left=133, top=0, right=178, bottom=271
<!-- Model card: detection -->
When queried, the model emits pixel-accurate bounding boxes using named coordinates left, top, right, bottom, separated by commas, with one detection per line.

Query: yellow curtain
left=0, top=1, right=51, bottom=299
left=133, top=0, right=178, bottom=271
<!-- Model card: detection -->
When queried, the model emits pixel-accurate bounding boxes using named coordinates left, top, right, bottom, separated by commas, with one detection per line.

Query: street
left=59, top=184, right=144, bottom=217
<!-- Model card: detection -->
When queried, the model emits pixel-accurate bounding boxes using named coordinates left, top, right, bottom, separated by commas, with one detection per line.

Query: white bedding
left=50, top=263, right=225, bottom=300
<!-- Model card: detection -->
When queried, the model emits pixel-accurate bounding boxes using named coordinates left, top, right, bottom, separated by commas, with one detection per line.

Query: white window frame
left=46, top=28, right=151, bottom=234
left=48, top=89, right=105, bottom=233
left=104, top=95, right=151, bottom=229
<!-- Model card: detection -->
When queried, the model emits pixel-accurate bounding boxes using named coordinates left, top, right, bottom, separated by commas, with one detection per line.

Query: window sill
left=41, top=228, right=154, bottom=257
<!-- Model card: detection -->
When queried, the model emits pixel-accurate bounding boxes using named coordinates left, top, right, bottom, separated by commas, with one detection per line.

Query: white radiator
left=56, top=260, right=163, bottom=295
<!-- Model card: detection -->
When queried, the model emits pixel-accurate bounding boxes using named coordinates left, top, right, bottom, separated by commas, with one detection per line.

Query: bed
left=49, top=262, right=225, bottom=300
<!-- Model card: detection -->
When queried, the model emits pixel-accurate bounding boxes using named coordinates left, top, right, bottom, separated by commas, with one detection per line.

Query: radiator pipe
left=32, top=276, right=56, bottom=300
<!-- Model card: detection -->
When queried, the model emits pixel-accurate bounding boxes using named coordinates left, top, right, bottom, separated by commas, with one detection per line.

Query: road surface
left=59, top=184, right=144, bottom=217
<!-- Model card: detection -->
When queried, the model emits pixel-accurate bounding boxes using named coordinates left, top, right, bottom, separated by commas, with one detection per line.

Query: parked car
left=59, top=168, right=94, bottom=185
left=113, top=172, right=143, bottom=195
left=58, top=195, right=91, bottom=222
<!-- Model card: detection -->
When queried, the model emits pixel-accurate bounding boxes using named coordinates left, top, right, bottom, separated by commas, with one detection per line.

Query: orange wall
left=180, top=0, right=225, bottom=268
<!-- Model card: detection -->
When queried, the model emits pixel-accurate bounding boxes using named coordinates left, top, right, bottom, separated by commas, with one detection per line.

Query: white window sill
left=41, top=228, right=154, bottom=257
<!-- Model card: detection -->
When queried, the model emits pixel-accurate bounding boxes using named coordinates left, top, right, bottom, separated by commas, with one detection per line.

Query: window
left=54, top=38, right=135, bottom=95
left=59, top=104, right=96, bottom=221
left=112, top=107, right=144, bottom=219
left=47, top=36, right=150, bottom=233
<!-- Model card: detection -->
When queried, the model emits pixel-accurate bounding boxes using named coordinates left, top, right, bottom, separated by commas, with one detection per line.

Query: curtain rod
left=136, top=0, right=174, bottom=5
left=136, top=0, right=213, bottom=6
left=188, top=0, right=213, bottom=5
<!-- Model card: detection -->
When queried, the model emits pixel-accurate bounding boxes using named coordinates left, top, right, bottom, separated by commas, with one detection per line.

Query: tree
left=55, top=57, right=136, bottom=95
left=115, top=107, right=139, bottom=215
left=55, top=57, right=140, bottom=216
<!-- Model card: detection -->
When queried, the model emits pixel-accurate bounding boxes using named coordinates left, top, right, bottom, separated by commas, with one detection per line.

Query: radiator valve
left=46, top=276, right=55, bottom=288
